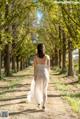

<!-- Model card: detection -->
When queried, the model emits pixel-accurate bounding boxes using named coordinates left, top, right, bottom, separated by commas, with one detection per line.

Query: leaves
left=0, top=0, right=80, bottom=58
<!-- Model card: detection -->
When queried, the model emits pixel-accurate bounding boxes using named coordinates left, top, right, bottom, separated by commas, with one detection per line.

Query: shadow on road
left=0, top=95, right=27, bottom=101
left=10, top=109, right=44, bottom=115
left=0, top=83, right=30, bottom=89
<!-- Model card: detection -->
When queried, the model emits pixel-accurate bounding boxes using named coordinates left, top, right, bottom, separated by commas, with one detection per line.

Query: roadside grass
left=66, top=97, right=80, bottom=113
left=52, top=69, right=80, bottom=114
left=0, top=67, right=32, bottom=100
left=0, top=71, right=27, bottom=99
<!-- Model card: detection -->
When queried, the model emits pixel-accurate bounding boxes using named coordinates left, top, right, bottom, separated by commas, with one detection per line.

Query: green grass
left=66, top=97, right=80, bottom=113
left=0, top=76, right=23, bottom=99
left=8, top=79, right=20, bottom=89
left=52, top=70, right=80, bottom=114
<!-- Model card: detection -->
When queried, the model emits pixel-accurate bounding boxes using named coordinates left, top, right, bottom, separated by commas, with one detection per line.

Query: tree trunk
left=16, top=56, right=19, bottom=72
left=50, top=55, right=54, bottom=67
left=79, top=49, right=80, bottom=74
left=12, top=53, right=16, bottom=72
left=68, top=40, right=73, bottom=76
left=12, top=39, right=16, bottom=72
left=0, top=51, right=1, bottom=78
left=26, top=58, right=28, bottom=67
left=59, top=49, right=62, bottom=68
left=11, top=0, right=16, bottom=72
left=23, top=58, right=26, bottom=69
left=62, top=30, right=66, bottom=72
left=0, top=34, right=1, bottom=78
left=20, top=58, right=23, bottom=70
left=54, top=47, right=58, bottom=66
left=22, top=58, right=25, bottom=69
left=1, top=53, right=3, bottom=68
left=58, top=25, right=62, bottom=68
left=4, top=44, right=11, bottom=76
left=4, top=2, right=11, bottom=76
left=0, top=13, right=1, bottom=78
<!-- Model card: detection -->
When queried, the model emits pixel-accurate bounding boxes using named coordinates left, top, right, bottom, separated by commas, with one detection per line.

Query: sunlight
left=36, top=9, right=43, bottom=24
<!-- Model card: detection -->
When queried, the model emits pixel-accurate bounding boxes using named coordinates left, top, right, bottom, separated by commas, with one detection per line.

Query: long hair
left=37, top=43, right=45, bottom=58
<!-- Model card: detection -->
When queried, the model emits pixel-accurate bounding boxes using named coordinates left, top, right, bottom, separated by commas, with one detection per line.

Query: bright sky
left=36, top=10, right=43, bottom=24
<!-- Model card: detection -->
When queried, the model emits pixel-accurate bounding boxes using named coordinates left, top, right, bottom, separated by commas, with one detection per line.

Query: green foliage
left=0, top=0, right=80, bottom=76
left=0, top=0, right=80, bottom=57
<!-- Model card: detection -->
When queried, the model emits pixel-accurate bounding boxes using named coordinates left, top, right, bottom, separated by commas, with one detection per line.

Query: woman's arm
left=33, top=56, right=37, bottom=80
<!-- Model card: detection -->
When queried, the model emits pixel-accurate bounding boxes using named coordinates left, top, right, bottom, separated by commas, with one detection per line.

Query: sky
left=36, top=9, right=43, bottom=24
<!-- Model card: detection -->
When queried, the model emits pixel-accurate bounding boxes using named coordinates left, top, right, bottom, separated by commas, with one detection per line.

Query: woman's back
left=34, top=54, right=50, bottom=66
left=34, top=55, right=50, bottom=79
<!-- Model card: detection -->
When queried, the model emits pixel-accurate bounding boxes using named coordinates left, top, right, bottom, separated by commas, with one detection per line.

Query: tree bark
left=59, top=49, right=62, bottom=68
left=79, top=49, right=80, bottom=74
left=12, top=38, right=16, bottom=72
left=68, top=40, right=73, bottom=76
left=26, top=58, right=28, bottom=67
left=0, top=51, right=1, bottom=78
left=1, top=53, right=3, bottom=68
left=11, top=0, right=16, bottom=72
left=54, top=47, right=58, bottom=66
left=16, top=56, right=19, bottom=72
left=58, top=25, right=62, bottom=68
left=0, top=33, right=1, bottom=77
left=4, top=44, right=11, bottom=76
left=20, top=58, right=23, bottom=70
left=62, top=30, right=66, bottom=72
left=4, top=2, right=11, bottom=76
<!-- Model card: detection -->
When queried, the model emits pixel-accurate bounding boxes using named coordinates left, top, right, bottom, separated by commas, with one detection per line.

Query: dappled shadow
left=0, top=83, right=30, bottom=89
left=50, top=71, right=66, bottom=75
left=0, top=94, right=27, bottom=101
left=10, top=109, right=44, bottom=115
left=48, top=92, right=80, bottom=98
left=65, top=80, right=79, bottom=85
left=0, top=101, right=25, bottom=107
left=0, top=89, right=29, bottom=95
left=69, top=93, right=80, bottom=98
left=49, top=82, right=57, bottom=85
left=49, top=82, right=65, bottom=86
left=11, top=74, right=33, bottom=78
left=62, top=75, right=69, bottom=78
left=48, top=94, right=66, bottom=97
left=51, top=73, right=61, bottom=75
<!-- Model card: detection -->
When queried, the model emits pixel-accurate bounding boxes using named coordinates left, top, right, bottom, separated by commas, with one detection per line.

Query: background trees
left=0, top=0, right=80, bottom=79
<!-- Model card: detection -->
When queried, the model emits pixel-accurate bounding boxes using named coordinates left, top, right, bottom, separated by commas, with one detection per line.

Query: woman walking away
left=27, top=43, right=50, bottom=111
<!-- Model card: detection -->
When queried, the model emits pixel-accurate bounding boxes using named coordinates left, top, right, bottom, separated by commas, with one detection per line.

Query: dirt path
left=0, top=67, right=79, bottom=119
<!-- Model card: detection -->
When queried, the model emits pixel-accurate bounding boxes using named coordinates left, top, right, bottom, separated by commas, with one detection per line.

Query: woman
left=27, top=43, right=50, bottom=110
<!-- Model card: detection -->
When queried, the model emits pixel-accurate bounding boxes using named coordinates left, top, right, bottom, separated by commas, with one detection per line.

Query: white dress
left=27, top=63, right=49, bottom=105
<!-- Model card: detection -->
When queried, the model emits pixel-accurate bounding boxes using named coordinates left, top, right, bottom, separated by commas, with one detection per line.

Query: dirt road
left=0, top=67, right=79, bottom=119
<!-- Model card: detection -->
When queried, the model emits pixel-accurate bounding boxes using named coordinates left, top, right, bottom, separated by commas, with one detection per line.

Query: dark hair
left=37, top=43, right=45, bottom=58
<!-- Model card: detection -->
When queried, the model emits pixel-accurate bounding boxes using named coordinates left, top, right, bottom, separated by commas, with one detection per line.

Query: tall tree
left=4, top=1, right=11, bottom=76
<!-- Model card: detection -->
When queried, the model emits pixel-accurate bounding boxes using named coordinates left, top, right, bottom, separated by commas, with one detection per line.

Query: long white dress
left=27, top=59, right=49, bottom=106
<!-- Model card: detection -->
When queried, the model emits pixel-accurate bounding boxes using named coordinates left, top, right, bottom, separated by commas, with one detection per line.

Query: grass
left=52, top=69, right=80, bottom=114
left=0, top=67, right=32, bottom=100
left=66, top=97, right=80, bottom=113
left=0, top=74, right=24, bottom=99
